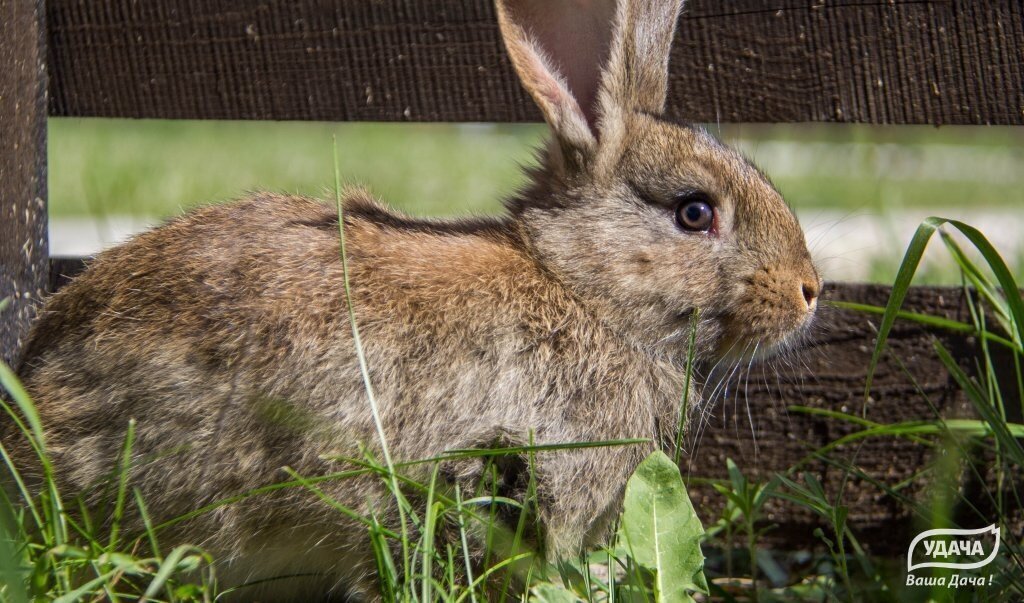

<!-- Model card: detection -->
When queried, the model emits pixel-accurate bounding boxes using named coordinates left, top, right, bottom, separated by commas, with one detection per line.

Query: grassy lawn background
left=48, top=119, right=1024, bottom=283
left=50, top=120, right=539, bottom=219
left=49, top=119, right=1024, bottom=218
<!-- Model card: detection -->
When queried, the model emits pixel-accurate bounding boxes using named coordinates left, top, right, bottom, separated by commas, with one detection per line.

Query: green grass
left=723, top=123, right=1024, bottom=212
left=0, top=362, right=707, bottom=602
left=49, top=119, right=542, bottom=219
left=49, top=119, right=1024, bottom=220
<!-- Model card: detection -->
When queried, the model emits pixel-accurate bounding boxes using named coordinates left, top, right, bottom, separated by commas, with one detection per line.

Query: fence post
left=0, top=0, right=48, bottom=369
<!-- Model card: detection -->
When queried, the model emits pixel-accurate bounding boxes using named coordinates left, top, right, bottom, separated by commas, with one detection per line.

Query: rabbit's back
left=18, top=191, right=554, bottom=489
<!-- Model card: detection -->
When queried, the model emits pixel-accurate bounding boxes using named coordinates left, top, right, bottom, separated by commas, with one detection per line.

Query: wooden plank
left=46, top=0, right=1024, bottom=125
left=42, top=264, right=1021, bottom=552
left=681, top=283, right=1022, bottom=554
left=1, top=0, right=48, bottom=370
left=48, top=257, right=87, bottom=294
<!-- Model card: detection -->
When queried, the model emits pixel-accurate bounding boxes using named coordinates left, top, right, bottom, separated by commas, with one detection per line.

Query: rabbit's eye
left=675, top=195, right=715, bottom=232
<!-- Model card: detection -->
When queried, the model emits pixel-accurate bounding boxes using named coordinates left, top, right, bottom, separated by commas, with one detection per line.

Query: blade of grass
left=788, top=406, right=1024, bottom=438
left=52, top=567, right=127, bottom=603
left=0, top=496, right=29, bottom=603
left=452, top=553, right=533, bottom=603
left=829, top=300, right=1018, bottom=352
left=941, top=231, right=1013, bottom=335
left=454, top=485, right=478, bottom=603
left=499, top=431, right=538, bottom=601
left=368, top=511, right=399, bottom=603
left=333, top=136, right=412, bottom=586
left=151, top=468, right=370, bottom=534
left=933, top=341, right=1024, bottom=466
left=133, top=488, right=161, bottom=559
left=140, top=545, right=208, bottom=602
left=865, top=218, right=1024, bottom=395
left=0, top=361, right=70, bottom=591
left=674, top=308, right=700, bottom=465
left=108, top=419, right=136, bottom=551
left=0, top=364, right=66, bottom=546
left=422, top=467, right=442, bottom=603
left=442, top=438, right=648, bottom=460
left=281, top=467, right=399, bottom=538
left=0, top=438, right=44, bottom=536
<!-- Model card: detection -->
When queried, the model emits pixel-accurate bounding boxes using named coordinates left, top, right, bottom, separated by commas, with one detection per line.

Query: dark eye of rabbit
left=674, top=194, right=715, bottom=232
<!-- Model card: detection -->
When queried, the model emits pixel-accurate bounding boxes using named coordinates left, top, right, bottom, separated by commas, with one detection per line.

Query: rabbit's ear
left=495, top=0, right=617, bottom=158
left=599, top=0, right=684, bottom=119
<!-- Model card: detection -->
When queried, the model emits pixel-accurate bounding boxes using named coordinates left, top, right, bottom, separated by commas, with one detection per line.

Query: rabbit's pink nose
left=801, top=280, right=820, bottom=311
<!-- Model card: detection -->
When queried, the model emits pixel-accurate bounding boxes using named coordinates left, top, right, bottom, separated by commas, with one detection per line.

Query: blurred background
left=49, top=119, right=1024, bottom=283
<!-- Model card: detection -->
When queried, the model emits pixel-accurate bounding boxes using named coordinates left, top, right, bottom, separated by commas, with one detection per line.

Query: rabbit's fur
left=9, top=0, right=820, bottom=599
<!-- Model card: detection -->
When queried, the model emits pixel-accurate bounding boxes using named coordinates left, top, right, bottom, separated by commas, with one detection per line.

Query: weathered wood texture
left=43, top=263, right=1020, bottom=553
left=682, top=283, right=1022, bottom=554
left=48, top=0, right=1024, bottom=125
left=1, top=0, right=48, bottom=369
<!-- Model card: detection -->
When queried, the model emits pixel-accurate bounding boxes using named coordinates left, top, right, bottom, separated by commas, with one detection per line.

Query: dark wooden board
left=681, top=283, right=1022, bottom=554
left=0, top=0, right=48, bottom=369
left=47, top=0, right=1024, bottom=125
left=41, top=262, right=1021, bottom=553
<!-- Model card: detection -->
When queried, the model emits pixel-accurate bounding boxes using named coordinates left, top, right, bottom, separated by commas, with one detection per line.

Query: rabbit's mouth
left=702, top=265, right=822, bottom=362
left=711, top=309, right=817, bottom=364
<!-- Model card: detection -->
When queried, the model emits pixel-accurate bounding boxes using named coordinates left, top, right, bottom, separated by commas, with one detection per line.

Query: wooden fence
left=3, top=0, right=1023, bottom=554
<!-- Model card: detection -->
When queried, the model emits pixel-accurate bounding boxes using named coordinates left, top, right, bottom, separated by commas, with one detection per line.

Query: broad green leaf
left=530, top=582, right=584, bottom=602
left=0, top=505, right=29, bottom=603
left=617, top=451, right=708, bottom=602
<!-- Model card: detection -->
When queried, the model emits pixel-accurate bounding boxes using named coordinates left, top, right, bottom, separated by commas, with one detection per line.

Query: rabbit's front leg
left=532, top=443, right=651, bottom=560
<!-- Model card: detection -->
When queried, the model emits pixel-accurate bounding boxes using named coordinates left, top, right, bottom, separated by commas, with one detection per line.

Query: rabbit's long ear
left=600, top=0, right=684, bottom=119
left=496, top=0, right=617, bottom=158
left=496, top=0, right=683, bottom=166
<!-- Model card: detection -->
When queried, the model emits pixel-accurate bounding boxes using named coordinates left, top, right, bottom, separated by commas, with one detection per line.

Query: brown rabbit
left=10, top=0, right=820, bottom=599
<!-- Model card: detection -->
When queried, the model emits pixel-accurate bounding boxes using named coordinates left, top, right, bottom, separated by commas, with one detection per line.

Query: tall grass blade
left=933, top=341, right=1024, bottom=466
left=865, top=218, right=1024, bottom=395
left=108, top=419, right=136, bottom=551
left=675, top=308, right=700, bottom=465
left=421, top=467, right=442, bottom=603
left=454, top=485, right=477, bottom=603
left=281, top=467, right=397, bottom=536
left=140, top=545, right=207, bottom=601
left=829, top=300, right=1019, bottom=352
left=133, top=488, right=161, bottom=559
left=0, top=438, right=43, bottom=536
left=0, top=360, right=69, bottom=596
left=51, top=568, right=125, bottom=603
left=333, top=136, right=412, bottom=586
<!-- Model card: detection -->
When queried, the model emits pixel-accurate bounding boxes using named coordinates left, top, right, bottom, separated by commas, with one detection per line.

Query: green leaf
left=0, top=505, right=29, bottom=603
left=617, top=451, right=708, bottom=602
left=141, top=544, right=207, bottom=601
left=530, top=582, right=584, bottom=602
left=52, top=569, right=123, bottom=603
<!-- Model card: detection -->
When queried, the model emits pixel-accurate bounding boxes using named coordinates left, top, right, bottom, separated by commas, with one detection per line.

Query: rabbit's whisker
left=743, top=340, right=761, bottom=455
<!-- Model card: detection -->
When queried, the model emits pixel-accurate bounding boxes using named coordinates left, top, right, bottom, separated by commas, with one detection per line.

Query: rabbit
left=9, top=0, right=821, bottom=599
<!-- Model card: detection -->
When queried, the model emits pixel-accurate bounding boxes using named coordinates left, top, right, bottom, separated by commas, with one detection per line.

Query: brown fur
left=9, top=0, right=819, bottom=599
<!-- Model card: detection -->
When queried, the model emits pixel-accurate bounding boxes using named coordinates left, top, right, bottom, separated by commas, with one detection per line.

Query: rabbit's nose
left=801, top=279, right=820, bottom=311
